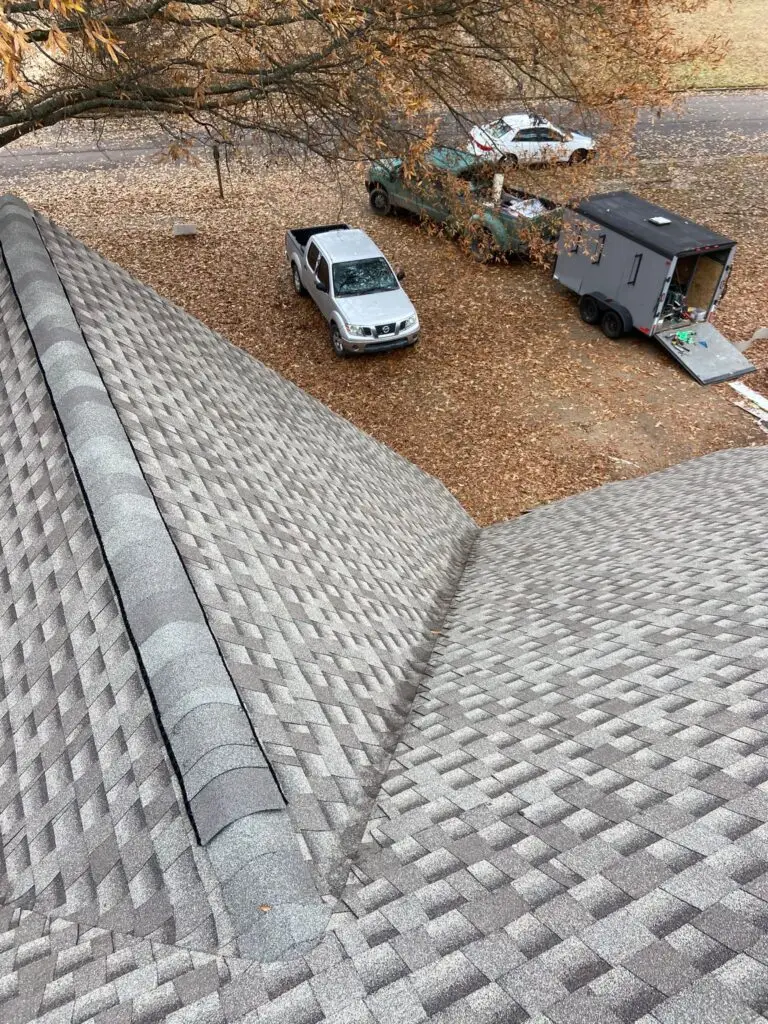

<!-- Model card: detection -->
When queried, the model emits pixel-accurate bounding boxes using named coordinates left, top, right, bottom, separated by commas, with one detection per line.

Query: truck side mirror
left=315, top=277, right=328, bottom=293
left=395, top=266, right=406, bottom=281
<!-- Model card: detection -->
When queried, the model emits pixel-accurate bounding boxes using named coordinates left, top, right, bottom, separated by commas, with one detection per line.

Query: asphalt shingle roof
left=1, top=194, right=768, bottom=1023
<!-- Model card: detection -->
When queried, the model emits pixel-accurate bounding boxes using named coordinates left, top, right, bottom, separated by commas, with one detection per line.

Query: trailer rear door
left=654, top=321, right=755, bottom=385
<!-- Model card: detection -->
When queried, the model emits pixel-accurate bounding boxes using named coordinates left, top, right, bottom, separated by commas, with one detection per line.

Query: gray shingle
left=626, top=939, right=702, bottom=996
left=3, top=194, right=768, bottom=1024
left=652, top=976, right=761, bottom=1024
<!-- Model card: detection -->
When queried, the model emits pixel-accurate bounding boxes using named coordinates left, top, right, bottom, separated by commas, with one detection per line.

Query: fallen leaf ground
left=12, top=151, right=767, bottom=525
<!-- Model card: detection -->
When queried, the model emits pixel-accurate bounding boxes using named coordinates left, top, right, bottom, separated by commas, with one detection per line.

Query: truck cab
left=285, top=225, right=419, bottom=357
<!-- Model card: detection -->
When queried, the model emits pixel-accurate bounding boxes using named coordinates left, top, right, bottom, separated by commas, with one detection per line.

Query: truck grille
left=375, top=322, right=398, bottom=337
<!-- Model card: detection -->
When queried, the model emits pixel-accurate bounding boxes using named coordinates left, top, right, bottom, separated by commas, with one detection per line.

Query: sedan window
left=484, top=119, right=513, bottom=140
left=514, top=128, right=540, bottom=141
left=333, top=258, right=398, bottom=297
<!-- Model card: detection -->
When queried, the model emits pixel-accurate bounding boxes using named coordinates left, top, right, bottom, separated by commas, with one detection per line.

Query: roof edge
left=0, top=194, right=329, bottom=960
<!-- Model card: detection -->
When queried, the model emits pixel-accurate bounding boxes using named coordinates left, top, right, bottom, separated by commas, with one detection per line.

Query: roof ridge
left=0, top=194, right=330, bottom=961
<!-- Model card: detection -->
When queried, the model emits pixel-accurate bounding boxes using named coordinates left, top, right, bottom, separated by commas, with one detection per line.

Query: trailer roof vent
left=648, top=216, right=672, bottom=226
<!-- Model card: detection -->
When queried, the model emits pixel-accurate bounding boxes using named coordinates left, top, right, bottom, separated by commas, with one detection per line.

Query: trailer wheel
left=601, top=309, right=625, bottom=340
left=579, top=295, right=601, bottom=325
left=370, top=187, right=392, bottom=215
left=292, top=263, right=307, bottom=296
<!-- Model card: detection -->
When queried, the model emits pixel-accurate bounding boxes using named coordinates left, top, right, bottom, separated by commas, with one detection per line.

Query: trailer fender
left=588, top=293, right=633, bottom=332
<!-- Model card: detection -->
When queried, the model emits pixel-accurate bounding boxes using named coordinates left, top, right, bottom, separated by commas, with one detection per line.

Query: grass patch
left=680, top=0, right=768, bottom=88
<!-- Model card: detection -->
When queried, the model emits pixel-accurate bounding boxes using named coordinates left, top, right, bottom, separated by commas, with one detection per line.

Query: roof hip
left=0, top=194, right=329, bottom=960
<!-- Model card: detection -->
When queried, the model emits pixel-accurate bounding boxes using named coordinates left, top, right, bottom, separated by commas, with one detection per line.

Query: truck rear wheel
left=370, top=187, right=392, bottom=215
left=579, top=294, right=601, bottom=325
left=601, top=309, right=625, bottom=340
left=292, top=263, right=307, bottom=296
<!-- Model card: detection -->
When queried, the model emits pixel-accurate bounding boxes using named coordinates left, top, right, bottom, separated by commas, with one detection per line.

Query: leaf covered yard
left=11, top=146, right=765, bottom=525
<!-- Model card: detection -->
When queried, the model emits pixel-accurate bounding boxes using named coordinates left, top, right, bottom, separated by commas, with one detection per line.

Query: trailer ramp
left=654, top=321, right=756, bottom=386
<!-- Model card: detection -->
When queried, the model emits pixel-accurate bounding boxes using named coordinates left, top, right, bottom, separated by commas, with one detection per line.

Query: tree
left=0, top=0, right=719, bottom=157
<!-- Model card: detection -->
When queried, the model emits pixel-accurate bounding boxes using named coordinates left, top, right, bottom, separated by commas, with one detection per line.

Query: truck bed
left=499, top=188, right=559, bottom=217
left=287, top=224, right=349, bottom=249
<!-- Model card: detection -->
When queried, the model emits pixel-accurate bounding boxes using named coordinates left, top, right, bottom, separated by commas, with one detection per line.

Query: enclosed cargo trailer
left=553, top=191, right=755, bottom=385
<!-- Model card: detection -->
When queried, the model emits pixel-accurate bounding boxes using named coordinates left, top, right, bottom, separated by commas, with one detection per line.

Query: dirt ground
left=11, top=152, right=767, bottom=525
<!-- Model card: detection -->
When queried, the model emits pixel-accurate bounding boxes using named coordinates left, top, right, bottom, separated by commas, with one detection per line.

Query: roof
left=500, top=114, right=551, bottom=129
left=577, top=190, right=735, bottom=258
left=316, top=227, right=383, bottom=262
left=2, top=193, right=768, bottom=1024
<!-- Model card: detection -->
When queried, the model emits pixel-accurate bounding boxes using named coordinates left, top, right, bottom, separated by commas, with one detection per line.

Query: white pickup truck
left=285, top=223, right=420, bottom=356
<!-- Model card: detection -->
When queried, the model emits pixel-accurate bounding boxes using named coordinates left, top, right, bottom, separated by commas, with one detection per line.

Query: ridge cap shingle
left=0, top=193, right=330, bottom=960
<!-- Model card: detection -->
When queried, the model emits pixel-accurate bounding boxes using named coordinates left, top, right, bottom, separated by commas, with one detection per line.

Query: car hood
left=366, top=157, right=402, bottom=179
left=335, top=288, right=416, bottom=325
left=569, top=131, right=595, bottom=146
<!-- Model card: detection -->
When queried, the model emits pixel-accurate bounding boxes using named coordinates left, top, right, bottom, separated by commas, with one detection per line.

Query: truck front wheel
left=469, top=228, right=498, bottom=263
left=370, top=187, right=392, bottom=215
left=292, top=263, right=307, bottom=296
left=330, top=323, right=350, bottom=358
left=579, top=294, right=601, bottom=324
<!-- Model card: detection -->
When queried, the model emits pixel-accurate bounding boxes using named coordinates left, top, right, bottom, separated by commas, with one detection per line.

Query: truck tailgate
left=654, top=321, right=756, bottom=386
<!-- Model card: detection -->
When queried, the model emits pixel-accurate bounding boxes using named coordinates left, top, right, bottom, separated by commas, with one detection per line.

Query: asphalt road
left=635, top=90, right=768, bottom=158
left=0, top=90, right=765, bottom=177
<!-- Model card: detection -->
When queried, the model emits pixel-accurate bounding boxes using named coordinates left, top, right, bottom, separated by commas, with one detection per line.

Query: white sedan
left=467, top=114, right=596, bottom=167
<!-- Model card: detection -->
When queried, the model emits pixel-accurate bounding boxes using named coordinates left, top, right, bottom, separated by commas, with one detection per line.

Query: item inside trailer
left=661, top=250, right=730, bottom=324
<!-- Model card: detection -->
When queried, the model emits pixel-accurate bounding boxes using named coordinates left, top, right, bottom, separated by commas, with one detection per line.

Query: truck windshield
left=333, top=258, right=398, bottom=297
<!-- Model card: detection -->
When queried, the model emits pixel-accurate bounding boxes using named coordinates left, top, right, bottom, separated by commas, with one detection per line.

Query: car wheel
left=369, top=187, right=392, bottom=215
left=499, top=153, right=519, bottom=170
left=469, top=228, right=497, bottom=263
left=601, top=309, right=625, bottom=340
left=579, top=294, right=601, bottom=325
left=569, top=149, right=589, bottom=165
left=330, top=323, right=349, bottom=357
left=292, top=263, right=307, bottom=296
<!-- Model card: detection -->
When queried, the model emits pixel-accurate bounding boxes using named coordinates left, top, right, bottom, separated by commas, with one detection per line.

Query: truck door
left=417, top=171, right=452, bottom=223
left=311, top=254, right=333, bottom=318
left=305, top=240, right=320, bottom=284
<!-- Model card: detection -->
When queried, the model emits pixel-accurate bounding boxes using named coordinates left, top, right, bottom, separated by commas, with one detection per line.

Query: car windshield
left=483, top=119, right=513, bottom=140
left=333, top=258, right=398, bottom=297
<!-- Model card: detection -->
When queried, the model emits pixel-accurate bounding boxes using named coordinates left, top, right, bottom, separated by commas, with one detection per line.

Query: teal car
left=365, top=147, right=562, bottom=259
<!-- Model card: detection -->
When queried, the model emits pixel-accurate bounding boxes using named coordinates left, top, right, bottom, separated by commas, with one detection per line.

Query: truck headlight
left=402, top=314, right=418, bottom=330
left=344, top=323, right=367, bottom=336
